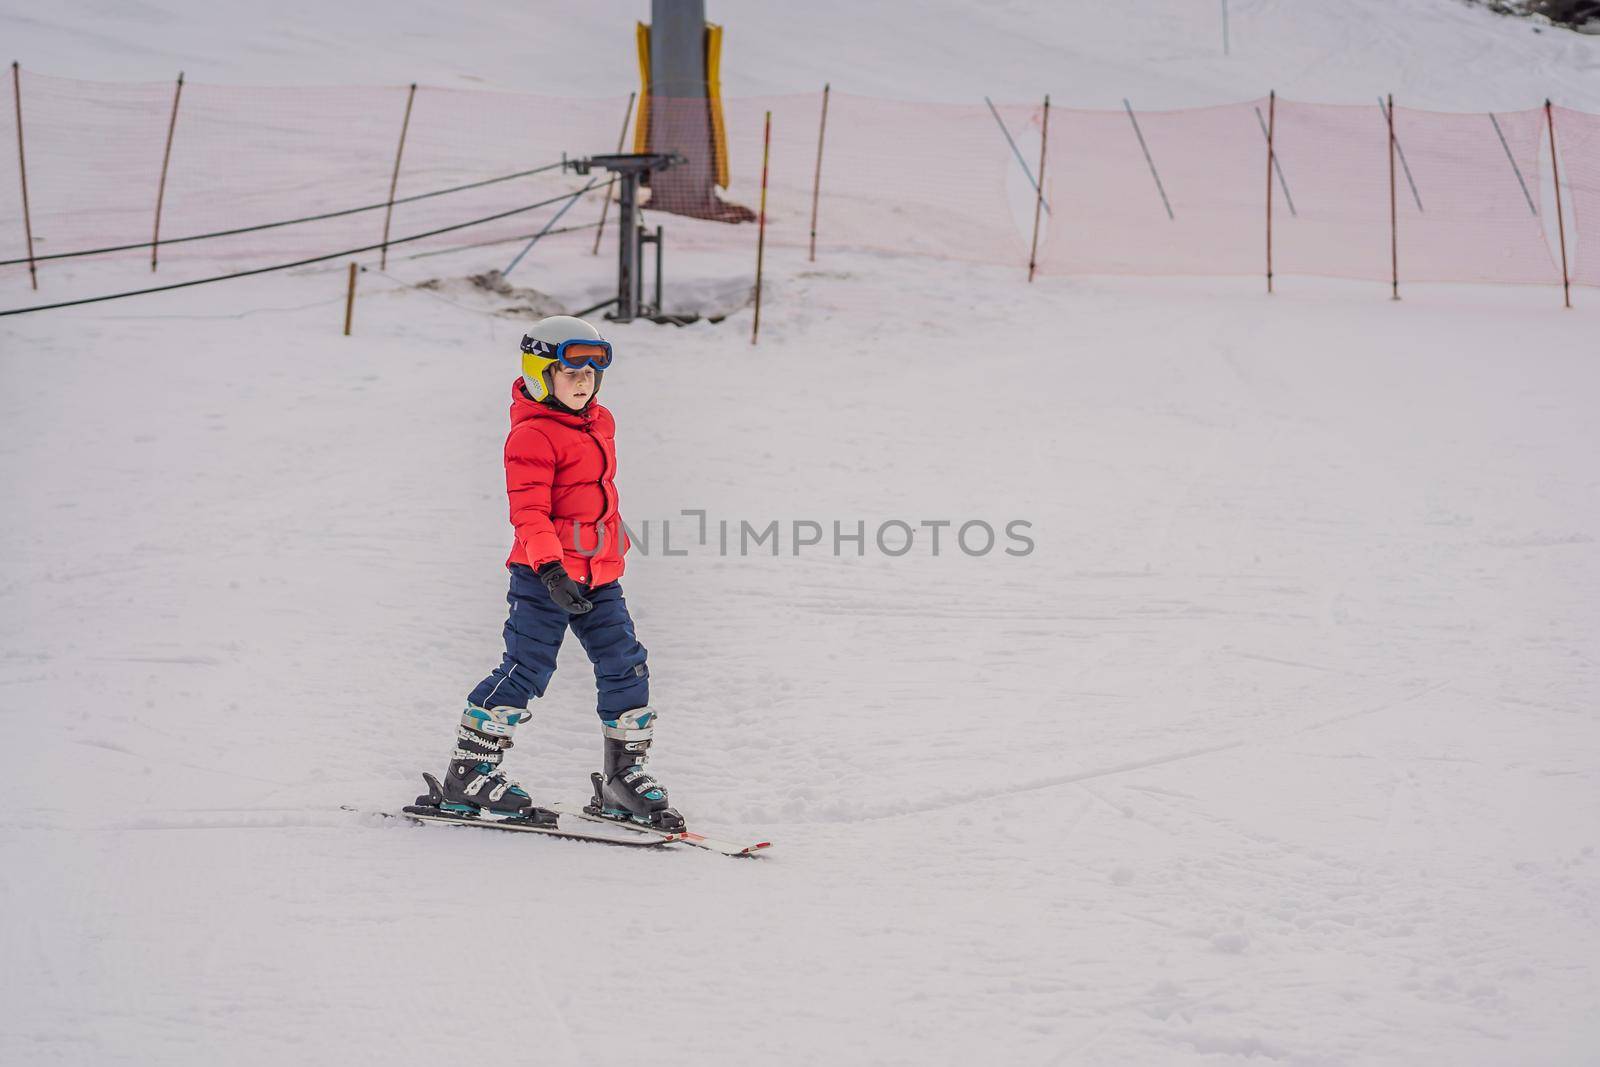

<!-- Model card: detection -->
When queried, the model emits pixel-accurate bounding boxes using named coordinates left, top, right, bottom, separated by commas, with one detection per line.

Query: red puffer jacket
left=502, top=378, right=630, bottom=586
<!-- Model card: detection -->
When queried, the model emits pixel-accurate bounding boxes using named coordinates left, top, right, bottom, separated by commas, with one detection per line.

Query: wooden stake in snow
left=1388, top=93, right=1399, bottom=301
left=380, top=83, right=417, bottom=271
left=1265, top=90, right=1275, bottom=295
left=152, top=72, right=184, bottom=273
left=1379, top=96, right=1423, bottom=213
left=987, top=96, right=1052, bottom=216
left=1027, top=94, right=1050, bottom=283
left=752, top=110, right=771, bottom=345
left=1254, top=105, right=1296, bottom=217
left=343, top=262, right=358, bottom=336
left=11, top=62, right=37, bottom=290
left=1546, top=100, right=1571, bottom=309
left=809, top=83, right=830, bottom=263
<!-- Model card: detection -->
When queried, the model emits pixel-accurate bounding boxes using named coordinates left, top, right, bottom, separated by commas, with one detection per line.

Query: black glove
left=537, top=561, right=593, bottom=614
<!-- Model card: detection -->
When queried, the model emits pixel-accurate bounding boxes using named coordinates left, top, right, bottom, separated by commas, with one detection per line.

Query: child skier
left=435, top=315, right=683, bottom=832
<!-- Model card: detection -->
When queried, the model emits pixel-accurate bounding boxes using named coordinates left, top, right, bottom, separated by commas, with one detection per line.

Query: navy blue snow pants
left=466, top=564, right=650, bottom=719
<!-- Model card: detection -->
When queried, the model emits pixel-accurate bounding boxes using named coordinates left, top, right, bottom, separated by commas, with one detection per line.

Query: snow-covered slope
left=1, top=3, right=1597, bottom=1066
left=5, top=0, right=1600, bottom=111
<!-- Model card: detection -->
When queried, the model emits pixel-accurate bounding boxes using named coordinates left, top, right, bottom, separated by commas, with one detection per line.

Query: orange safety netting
left=0, top=71, right=1594, bottom=298
left=1553, top=105, right=1600, bottom=289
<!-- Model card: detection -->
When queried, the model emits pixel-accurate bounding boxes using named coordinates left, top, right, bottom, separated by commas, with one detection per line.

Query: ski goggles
left=520, top=335, right=614, bottom=371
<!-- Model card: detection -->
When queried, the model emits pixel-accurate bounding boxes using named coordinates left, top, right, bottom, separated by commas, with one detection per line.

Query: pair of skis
left=355, top=773, right=770, bottom=857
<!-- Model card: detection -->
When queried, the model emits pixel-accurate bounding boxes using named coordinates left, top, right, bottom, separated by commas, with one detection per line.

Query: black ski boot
left=430, top=704, right=556, bottom=826
left=586, top=707, right=685, bottom=832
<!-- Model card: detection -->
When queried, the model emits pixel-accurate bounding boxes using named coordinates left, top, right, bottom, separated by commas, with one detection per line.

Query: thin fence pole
left=1379, top=96, right=1423, bottom=212
left=752, top=110, right=771, bottom=345
left=593, top=91, right=636, bottom=256
left=1123, top=98, right=1174, bottom=220
left=343, top=262, right=358, bottom=335
left=1253, top=105, right=1296, bottom=216
left=1027, top=93, right=1050, bottom=283
left=11, top=62, right=37, bottom=290
left=986, top=95, right=1051, bottom=215
left=1222, top=0, right=1231, bottom=56
left=1546, top=100, right=1571, bottom=309
left=1266, top=90, right=1275, bottom=295
left=808, top=83, right=830, bottom=262
left=1488, top=111, right=1538, bottom=217
left=1388, top=93, right=1399, bottom=301
left=380, top=82, right=417, bottom=271
left=151, top=72, right=184, bottom=272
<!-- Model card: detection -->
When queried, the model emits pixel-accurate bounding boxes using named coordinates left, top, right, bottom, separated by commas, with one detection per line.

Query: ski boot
left=585, top=707, right=685, bottom=832
left=426, top=704, right=557, bottom=827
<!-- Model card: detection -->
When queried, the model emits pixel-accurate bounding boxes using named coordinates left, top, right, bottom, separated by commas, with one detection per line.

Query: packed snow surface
left=2, top=2, right=1598, bottom=1065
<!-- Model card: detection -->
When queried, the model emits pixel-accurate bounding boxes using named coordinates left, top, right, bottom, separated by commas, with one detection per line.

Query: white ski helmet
left=519, top=315, right=611, bottom=404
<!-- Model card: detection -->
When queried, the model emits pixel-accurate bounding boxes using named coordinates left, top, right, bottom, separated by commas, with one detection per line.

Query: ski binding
left=548, top=774, right=772, bottom=857
left=349, top=773, right=681, bottom=848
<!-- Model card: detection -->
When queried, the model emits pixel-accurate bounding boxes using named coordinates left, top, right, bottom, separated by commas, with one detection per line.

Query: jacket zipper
left=584, top=418, right=614, bottom=572
left=586, top=420, right=614, bottom=520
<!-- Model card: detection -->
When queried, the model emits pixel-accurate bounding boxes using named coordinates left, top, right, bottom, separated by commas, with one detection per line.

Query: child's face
left=551, top=364, right=596, bottom=409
